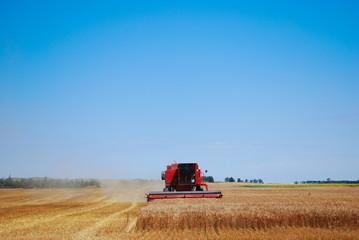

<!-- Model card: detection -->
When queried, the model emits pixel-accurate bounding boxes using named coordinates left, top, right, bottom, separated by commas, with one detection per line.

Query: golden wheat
left=137, top=184, right=359, bottom=231
left=1, top=183, right=359, bottom=239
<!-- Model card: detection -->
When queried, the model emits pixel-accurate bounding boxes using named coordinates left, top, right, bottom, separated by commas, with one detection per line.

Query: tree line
left=0, top=176, right=101, bottom=188
left=225, top=177, right=264, bottom=183
left=295, top=178, right=359, bottom=184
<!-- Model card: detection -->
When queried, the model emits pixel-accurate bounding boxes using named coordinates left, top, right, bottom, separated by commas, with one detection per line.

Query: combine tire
left=163, top=187, right=174, bottom=192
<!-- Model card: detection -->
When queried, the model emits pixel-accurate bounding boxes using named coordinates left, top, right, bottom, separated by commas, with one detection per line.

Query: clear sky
left=1, top=1, right=358, bottom=183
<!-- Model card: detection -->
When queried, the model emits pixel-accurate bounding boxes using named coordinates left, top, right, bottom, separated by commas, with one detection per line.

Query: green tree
left=204, top=176, right=214, bottom=182
left=5, top=175, right=15, bottom=188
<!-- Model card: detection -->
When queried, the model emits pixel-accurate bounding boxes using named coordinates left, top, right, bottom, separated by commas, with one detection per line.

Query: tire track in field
left=74, top=202, right=137, bottom=240
left=1, top=189, right=106, bottom=208
left=2, top=199, right=115, bottom=233
left=74, top=187, right=144, bottom=238
left=125, top=217, right=137, bottom=233
left=3, top=194, right=108, bottom=209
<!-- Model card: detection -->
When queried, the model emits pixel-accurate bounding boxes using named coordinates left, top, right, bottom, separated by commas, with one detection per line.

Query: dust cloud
left=21, top=179, right=164, bottom=204
left=100, top=179, right=163, bottom=203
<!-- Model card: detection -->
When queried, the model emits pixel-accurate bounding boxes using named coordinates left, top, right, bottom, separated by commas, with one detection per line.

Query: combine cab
left=147, top=163, right=222, bottom=202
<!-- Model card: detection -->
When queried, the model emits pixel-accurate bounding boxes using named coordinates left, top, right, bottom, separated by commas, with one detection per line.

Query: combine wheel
left=196, top=186, right=204, bottom=191
left=163, top=187, right=174, bottom=192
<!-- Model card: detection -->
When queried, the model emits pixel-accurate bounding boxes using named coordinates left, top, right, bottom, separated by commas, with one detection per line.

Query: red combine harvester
left=147, top=163, right=222, bottom=202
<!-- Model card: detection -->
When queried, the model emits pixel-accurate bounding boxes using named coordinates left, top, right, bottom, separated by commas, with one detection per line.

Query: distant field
left=1, top=181, right=359, bottom=239
left=241, top=183, right=359, bottom=188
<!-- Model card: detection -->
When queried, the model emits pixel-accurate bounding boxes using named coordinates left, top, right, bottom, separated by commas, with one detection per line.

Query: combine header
left=147, top=162, right=222, bottom=202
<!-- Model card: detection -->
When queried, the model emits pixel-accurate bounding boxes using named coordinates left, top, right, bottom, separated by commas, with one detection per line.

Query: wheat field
left=1, top=182, right=359, bottom=239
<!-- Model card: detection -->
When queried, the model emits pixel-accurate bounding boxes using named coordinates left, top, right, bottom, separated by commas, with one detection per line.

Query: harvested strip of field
left=0, top=181, right=154, bottom=240
left=137, top=184, right=359, bottom=230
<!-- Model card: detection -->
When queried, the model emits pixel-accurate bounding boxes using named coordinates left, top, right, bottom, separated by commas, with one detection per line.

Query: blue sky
left=1, top=1, right=358, bottom=183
